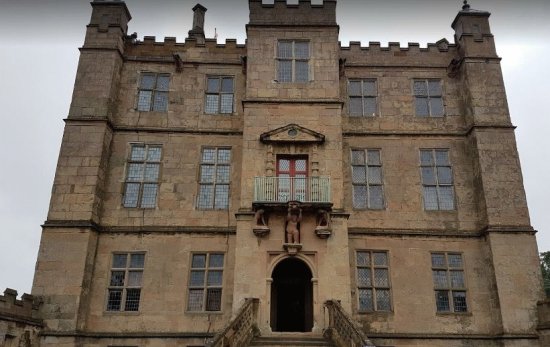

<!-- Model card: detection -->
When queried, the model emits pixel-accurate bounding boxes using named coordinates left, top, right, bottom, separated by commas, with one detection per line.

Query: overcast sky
left=0, top=0, right=548, bottom=295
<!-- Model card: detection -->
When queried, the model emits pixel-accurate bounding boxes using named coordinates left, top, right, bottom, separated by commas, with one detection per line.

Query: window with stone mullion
left=205, top=76, right=234, bottom=114
left=414, top=79, right=444, bottom=117
left=137, top=73, right=169, bottom=112
left=348, top=79, right=378, bottom=117
left=277, top=41, right=309, bottom=83
left=420, top=149, right=455, bottom=210
left=123, top=144, right=162, bottom=208
left=351, top=149, right=384, bottom=209
left=432, top=252, right=467, bottom=313
left=197, top=148, right=231, bottom=209
left=187, top=253, right=224, bottom=312
left=106, top=253, right=145, bottom=312
left=356, top=250, right=392, bottom=312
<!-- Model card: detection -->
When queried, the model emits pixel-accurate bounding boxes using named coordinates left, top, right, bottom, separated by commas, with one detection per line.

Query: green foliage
left=541, top=252, right=550, bottom=297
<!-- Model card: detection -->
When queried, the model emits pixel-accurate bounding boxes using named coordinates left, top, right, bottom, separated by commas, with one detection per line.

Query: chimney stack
left=188, top=4, right=207, bottom=44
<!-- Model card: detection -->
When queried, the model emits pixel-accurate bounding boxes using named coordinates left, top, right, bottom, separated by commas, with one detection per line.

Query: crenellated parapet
left=0, top=288, right=42, bottom=346
left=249, top=0, right=336, bottom=26
left=124, top=36, right=247, bottom=64
left=340, top=40, right=458, bottom=68
left=0, top=288, right=42, bottom=323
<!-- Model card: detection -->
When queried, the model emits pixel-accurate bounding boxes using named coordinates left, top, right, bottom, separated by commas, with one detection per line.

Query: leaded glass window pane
left=156, top=75, right=170, bottom=91
left=147, top=147, right=162, bottom=161
left=369, top=186, right=384, bottom=209
left=358, top=289, right=373, bottom=311
left=107, top=289, right=122, bottom=311
left=348, top=81, right=362, bottom=96
left=218, top=149, right=231, bottom=163
left=437, top=167, right=453, bottom=184
left=373, top=252, right=388, bottom=266
left=368, top=167, right=382, bottom=184
left=144, top=164, right=159, bottom=181
left=190, top=271, right=205, bottom=286
left=430, top=97, right=444, bottom=117
left=214, top=185, right=229, bottom=209
left=433, top=270, right=448, bottom=288
left=374, top=269, right=389, bottom=287
left=353, top=185, right=367, bottom=209
left=420, top=150, right=433, bottom=165
left=421, top=167, right=436, bottom=185
left=207, top=78, right=220, bottom=93
left=205, top=94, right=219, bottom=114
left=413, top=80, right=427, bottom=96
left=209, top=254, right=224, bottom=268
left=453, top=291, right=467, bottom=312
left=113, top=254, right=127, bottom=268
left=221, top=78, right=233, bottom=92
left=127, top=271, right=142, bottom=286
left=450, top=271, right=465, bottom=288
left=435, top=150, right=450, bottom=165
left=188, top=289, right=204, bottom=311
left=207, top=270, right=223, bottom=286
left=415, top=97, right=429, bottom=116
left=364, top=97, right=377, bottom=116
left=352, top=166, right=366, bottom=183
left=206, top=288, right=222, bottom=311
left=376, top=289, right=391, bottom=311
left=431, top=253, right=446, bottom=267
left=200, top=165, right=215, bottom=183
left=140, top=184, right=158, bottom=208
left=110, top=271, right=125, bottom=286
left=294, top=41, right=309, bottom=59
left=278, top=41, right=292, bottom=58
left=367, top=150, right=381, bottom=165
left=428, top=80, right=442, bottom=95
left=123, top=183, right=140, bottom=208
left=216, top=166, right=230, bottom=183
left=152, top=91, right=168, bottom=112
left=202, top=148, right=216, bottom=163
left=192, top=254, right=207, bottom=268
left=137, top=90, right=152, bottom=111
left=349, top=98, right=363, bottom=116
left=127, top=163, right=143, bottom=181
left=438, top=186, right=455, bottom=210
left=435, top=290, right=450, bottom=312
left=140, top=74, right=156, bottom=89
left=356, top=252, right=370, bottom=267
left=448, top=254, right=463, bottom=268
left=363, top=80, right=377, bottom=96
left=198, top=185, right=213, bottom=209
left=295, top=61, right=309, bottom=82
left=130, top=254, right=145, bottom=268
left=220, top=94, right=233, bottom=113
left=351, top=150, right=365, bottom=165
left=357, top=268, right=372, bottom=286
left=125, top=289, right=141, bottom=311
left=278, top=60, right=292, bottom=82
left=423, top=186, right=439, bottom=210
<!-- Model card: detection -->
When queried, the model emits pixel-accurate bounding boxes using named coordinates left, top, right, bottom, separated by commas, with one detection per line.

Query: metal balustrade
left=253, top=176, right=331, bottom=203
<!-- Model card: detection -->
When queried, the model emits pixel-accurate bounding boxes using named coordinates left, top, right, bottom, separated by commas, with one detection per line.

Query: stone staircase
left=248, top=332, right=334, bottom=347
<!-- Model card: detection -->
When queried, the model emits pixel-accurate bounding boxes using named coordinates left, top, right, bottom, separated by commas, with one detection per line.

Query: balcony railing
left=253, top=176, right=331, bottom=203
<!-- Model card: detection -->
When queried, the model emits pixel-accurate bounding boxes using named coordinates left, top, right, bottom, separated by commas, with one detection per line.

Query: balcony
left=253, top=176, right=332, bottom=208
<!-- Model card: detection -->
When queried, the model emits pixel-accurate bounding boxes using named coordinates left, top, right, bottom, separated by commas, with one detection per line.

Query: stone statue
left=286, top=203, right=302, bottom=244
left=316, top=209, right=330, bottom=229
left=254, top=209, right=267, bottom=227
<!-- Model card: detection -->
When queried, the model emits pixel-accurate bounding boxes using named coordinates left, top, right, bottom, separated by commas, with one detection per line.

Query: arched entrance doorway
left=270, top=257, right=313, bottom=332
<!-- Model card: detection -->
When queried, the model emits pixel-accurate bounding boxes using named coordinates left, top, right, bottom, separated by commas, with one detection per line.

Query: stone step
left=249, top=333, right=333, bottom=346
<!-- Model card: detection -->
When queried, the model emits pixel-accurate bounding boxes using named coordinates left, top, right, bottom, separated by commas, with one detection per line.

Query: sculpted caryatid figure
left=286, top=204, right=302, bottom=244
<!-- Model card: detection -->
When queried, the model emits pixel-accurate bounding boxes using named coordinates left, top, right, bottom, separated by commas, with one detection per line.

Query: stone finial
left=462, top=0, right=471, bottom=10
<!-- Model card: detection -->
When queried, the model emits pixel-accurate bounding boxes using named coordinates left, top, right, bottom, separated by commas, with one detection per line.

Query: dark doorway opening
left=270, top=257, right=313, bottom=332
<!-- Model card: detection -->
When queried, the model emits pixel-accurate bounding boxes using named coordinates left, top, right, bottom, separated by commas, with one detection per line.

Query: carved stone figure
left=315, top=209, right=332, bottom=239
left=253, top=209, right=270, bottom=237
left=286, top=203, right=302, bottom=244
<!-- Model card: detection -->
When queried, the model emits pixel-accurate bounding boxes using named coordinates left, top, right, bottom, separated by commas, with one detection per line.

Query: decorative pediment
left=260, top=124, right=325, bottom=144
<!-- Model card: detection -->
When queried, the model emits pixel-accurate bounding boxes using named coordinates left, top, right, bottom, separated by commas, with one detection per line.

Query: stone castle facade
left=2, top=0, right=549, bottom=346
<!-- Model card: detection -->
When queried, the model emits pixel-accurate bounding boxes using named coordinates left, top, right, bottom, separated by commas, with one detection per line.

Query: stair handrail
left=206, top=297, right=260, bottom=347
left=324, top=300, right=376, bottom=347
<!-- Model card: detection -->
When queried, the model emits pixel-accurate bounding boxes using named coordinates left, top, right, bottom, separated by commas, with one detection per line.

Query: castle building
left=8, top=0, right=548, bottom=346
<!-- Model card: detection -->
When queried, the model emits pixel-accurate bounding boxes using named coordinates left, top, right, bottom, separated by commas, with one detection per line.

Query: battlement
left=340, top=39, right=455, bottom=54
left=249, top=0, right=336, bottom=26
left=134, top=36, right=246, bottom=49
left=0, top=288, right=42, bottom=322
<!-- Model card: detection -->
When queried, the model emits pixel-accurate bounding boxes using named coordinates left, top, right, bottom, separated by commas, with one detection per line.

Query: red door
left=276, top=157, right=308, bottom=202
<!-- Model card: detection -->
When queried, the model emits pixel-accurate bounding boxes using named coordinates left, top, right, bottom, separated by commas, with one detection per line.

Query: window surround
left=350, top=149, right=385, bottom=210
left=186, top=252, right=225, bottom=313
left=355, top=250, right=392, bottom=312
left=105, top=252, right=145, bottom=313
left=413, top=79, right=444, bottom=117
left=419, top=148, right=455, bottom=211
left=196, top=147, right=231, bottom=210
left=136, top=72, right=170, bottom=112
left=276, top=40, right=310, bottom=83
left=431, top=252, right=468, bottom=313
left=204, top=76, right=235, bottom=115
left=348, top=79, right=379, bottom=117
left=122, top=143, right=162, bottom=209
